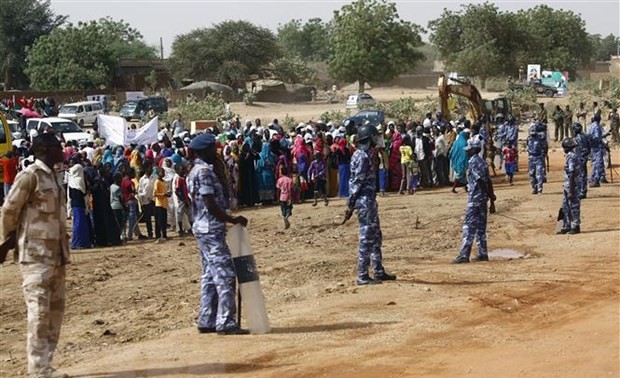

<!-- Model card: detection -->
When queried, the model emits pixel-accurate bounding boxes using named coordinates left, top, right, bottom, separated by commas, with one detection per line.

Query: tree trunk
left=358, top=80, right=365, bottom=94
left=480, top=76, right=487, bottom=90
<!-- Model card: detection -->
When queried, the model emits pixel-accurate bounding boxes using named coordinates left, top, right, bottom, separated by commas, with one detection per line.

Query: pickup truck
left=509, top=81, right=558, bottom=97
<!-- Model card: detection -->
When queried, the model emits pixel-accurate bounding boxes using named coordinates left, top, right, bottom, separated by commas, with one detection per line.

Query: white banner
left=129, top=117, right=159, bottom=146
left=97, top=114, right=126, bottom=146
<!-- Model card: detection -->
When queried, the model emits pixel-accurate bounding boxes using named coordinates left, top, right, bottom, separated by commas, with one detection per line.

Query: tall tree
left=328, top=0, right=425, bottom=93
left=169, top=20, right=280, bottom=85
left=25, top=17, right=157, bottom=90
left=277, top=18, right=329, bottom=61
left=428, top=3, right=523, bottom=88
left=589, top=33, right=620, bottom=61
left=516, top=5, right=591, bottom=74
left=0, top=0, right=66, bottom=89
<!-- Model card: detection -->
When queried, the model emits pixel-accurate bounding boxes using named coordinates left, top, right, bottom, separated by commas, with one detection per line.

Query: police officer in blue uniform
left=527, top=123, right=546, bottom=194
left=345, top=124, right=396, bottom=285
left=558, top=138, right=581, bottom=235
left=572, top=123, right=590, bottom=199
left=452, top=138, right=496, bottom=264
left=587, top=115, right=608, bottom=187
left=187, top=133, right=249, bottom=335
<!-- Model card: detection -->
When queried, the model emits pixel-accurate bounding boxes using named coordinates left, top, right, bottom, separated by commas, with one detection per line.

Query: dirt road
left=1, top=144, right=618, bottom=377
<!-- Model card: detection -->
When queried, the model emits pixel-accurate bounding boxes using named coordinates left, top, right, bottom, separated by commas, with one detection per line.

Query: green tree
left=263, top=56, right=317, bottom=84
left=25, top=17, right=157, bottom=90
left=328, top=0, right=425, bottom=93
left=277, top=18, right=329, bottom=61
left=0, top=0, right=66, bottom=89
left=169, top=20, right=280, bottom=85
left=428, top=3, right=525, bottom=88
left=516, top=5, right=591, bottom=74
left=589, top=33, right=620, bottom=61
left=145, top=69, right=158, bottom=92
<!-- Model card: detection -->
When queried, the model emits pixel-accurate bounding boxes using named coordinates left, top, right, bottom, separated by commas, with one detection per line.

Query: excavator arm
left=438, top=76, right=484, bottom=122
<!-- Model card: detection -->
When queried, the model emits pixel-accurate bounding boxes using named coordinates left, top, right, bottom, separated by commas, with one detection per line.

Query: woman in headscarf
left=325, top=134, right=339, bottom=197
left=103, top=148, right=114, bottom=166
left=162, top=157, right=176, bottom=227
left=92, top=147, right=104, bottom=167
left=223, top=144, right=239, bottom=210
left=239, top=137, right=259, bottom=206
left=129, top=149, right=142, bottom=171
left=67, top=155, right=91, bottom=249
left=388, top=132, right=403, bottom=191
left=292, top=135, right=312, bottom=200
left=334, top=137, right=351, bottom=197
left=256, top=142, right=276, bottom=203
left=449, top=128, right=470, bottom=193
left=113, top=146, right=127, bottom=173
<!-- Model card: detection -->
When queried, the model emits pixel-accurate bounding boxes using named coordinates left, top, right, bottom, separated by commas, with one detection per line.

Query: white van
left=26, top=117, right=94, bottom=143
left=58, top=101, right=103, bottom=126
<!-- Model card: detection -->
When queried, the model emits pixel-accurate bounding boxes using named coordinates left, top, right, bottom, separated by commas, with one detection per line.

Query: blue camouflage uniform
left=587, top=121, right=606, bottom=184
left=348, top=149, right=385, bottom=280
left=562, top=150, right=581, bottom=230
left=457, top=153, right=491, bottom=259
left=574, top=132, right=590, bottom=198
left=188, top=157, right=238, bottom=332
left=527, top=131, right=545, bottom=193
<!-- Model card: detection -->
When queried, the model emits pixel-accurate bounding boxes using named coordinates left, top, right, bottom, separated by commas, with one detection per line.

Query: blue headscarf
left=449, top=130, right=469, bottom=179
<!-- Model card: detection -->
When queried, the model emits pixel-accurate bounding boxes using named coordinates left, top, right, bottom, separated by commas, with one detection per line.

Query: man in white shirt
left=172, top=114, right=185, bottom=138
left=137, top=161, right=156, bottom=238
left=434, top=126, right=450, bottom=186
left=82, top=141, right=95, bottom=162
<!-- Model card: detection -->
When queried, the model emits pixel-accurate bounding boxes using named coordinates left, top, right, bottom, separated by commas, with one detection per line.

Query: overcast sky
left=50, top=0, right=620, bottom=57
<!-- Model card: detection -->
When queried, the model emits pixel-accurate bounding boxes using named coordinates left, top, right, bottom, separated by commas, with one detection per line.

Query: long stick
left=236, top=286, right=242, bottom=327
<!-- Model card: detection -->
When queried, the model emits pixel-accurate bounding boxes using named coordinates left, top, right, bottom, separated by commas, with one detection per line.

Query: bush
left=319, top=109, right=350, bottom=124
left=161, top=94, right=225, bottom=124
left=484, top=77, right=509, bottom=92
left=282, top=113, right=297, bottom=131
left=243, top=92, right=256, bottom=106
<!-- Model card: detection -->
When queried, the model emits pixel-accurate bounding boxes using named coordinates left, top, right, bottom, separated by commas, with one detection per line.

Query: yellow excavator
left=438, top=75, right=512, bottom=123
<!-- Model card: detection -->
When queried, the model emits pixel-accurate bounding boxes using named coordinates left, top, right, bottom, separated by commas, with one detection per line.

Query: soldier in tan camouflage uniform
left=1, top=133, right=70, bottom=378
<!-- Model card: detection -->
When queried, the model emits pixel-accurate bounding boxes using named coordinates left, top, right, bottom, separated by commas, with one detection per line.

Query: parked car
left=341, top=110, right=385, bottom=134
left=26, top=117, right=93, bottom=143
left=509, top=81, right=558, bottom=97
left=58, top=101, right=104, bottom=126
left=120, top=96, right=168, bottom=121
left=346, top=93, right=376, bottom=109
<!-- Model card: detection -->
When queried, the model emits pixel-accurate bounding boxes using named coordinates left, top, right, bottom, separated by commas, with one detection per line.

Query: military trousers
left=356, top=197, right=385, bottom=279
left=196, top=233, right=237, bottom=331
left=21, top=263, right=66, bottom=377
left=457, top=202, right=488, bottom=258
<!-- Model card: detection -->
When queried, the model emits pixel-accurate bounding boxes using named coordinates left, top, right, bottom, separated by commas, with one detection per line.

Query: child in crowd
left=486, top=143, right=497, bottom=177
left=308, top=152, right=329, bottom=206
left=276, top=166, right=294, bottom=229
left=110, top=172, right=126, bottom=241
left=153, top=167, right=170, bottom=241
left=173, top=164, right=192, bottom=236
left=399, top=135, right=414, bottom=195
left=503, top=142, right=518, bottom=185
left=410, top=154, right=420, bottom=194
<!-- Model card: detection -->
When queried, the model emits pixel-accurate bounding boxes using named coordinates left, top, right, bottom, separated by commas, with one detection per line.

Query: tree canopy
left=328, top=0, right=425, bottom=93
left=25, top=17, right=157, bottom=90
left=429, top=3, right=593, bottom=84
left=589, top=33, right=620, bottom=61
left=0, top=0, right=66, bottom=89
left=277, top=18, right=329, bottom=61
left=169, top=20, right=280, bottom=86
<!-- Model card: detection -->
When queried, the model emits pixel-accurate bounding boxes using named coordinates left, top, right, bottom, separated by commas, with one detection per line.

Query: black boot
left=312, top=192, right=318, bottom=206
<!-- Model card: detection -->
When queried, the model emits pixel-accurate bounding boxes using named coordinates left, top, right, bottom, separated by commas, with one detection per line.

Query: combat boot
left=600, top=178, right=609, bottom=184
left=357, top=274, right=380, bottom=285
left=312, top=192, right=318, bottom=206
left=452, top=255, right=470, bottom=264
left=590, top=181, right=600, bottom=188
left=568, top=226, right=580, bottom=234
left=375, top=271, right=397, bottom=281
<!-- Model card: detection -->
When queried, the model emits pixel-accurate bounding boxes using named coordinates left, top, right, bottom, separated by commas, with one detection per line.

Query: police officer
left=587, top=115, right=608, bottom=187
left=527, top=123, right=546, bottom=194
left=558, top=138, right=581, bottom=235
left=1, top=133, right=70, bottom=378
left=187, top=133, right=249, bottom=335
left=345, top=124, right=396, bottom=285
left=572, top=123, right=590, bottom=199
left=452, top=138, right=496, bottom=264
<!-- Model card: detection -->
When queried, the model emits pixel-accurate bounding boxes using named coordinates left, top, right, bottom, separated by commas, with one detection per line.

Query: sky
left=50, top=0, right=620, bottom=57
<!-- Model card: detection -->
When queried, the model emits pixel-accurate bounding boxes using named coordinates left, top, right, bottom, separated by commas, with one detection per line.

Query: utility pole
left=160, top=37, right=164, bottom=59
